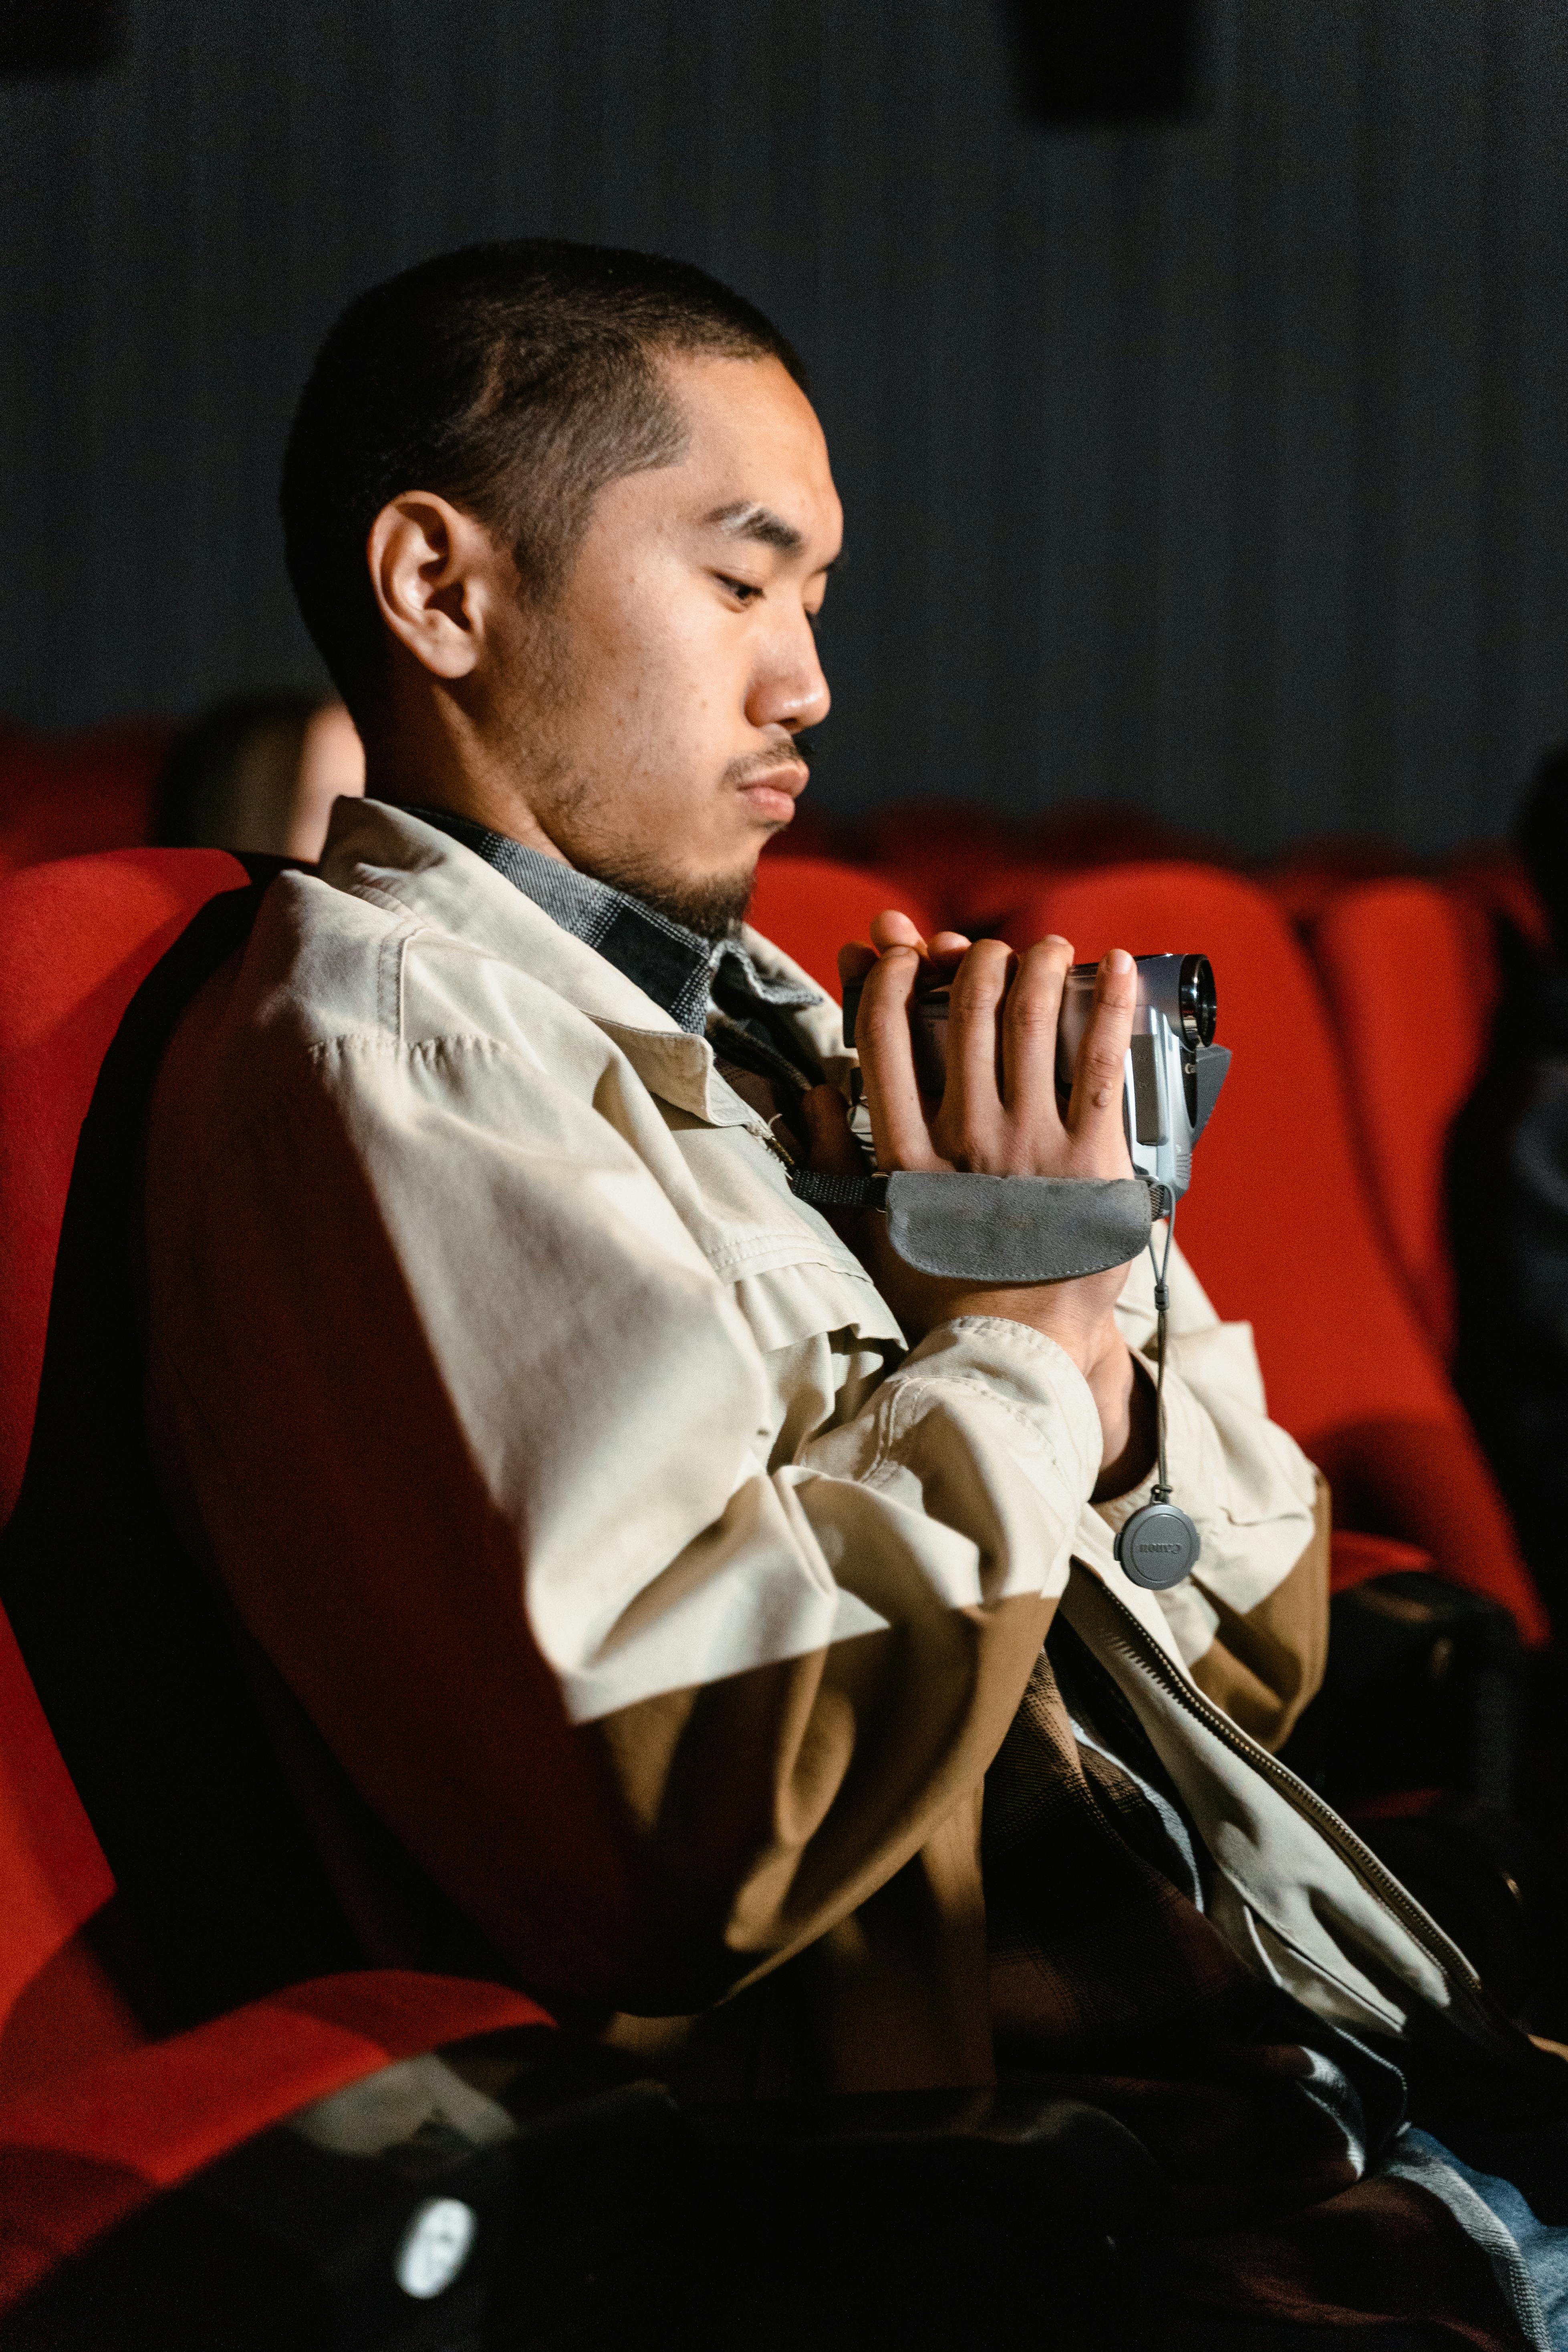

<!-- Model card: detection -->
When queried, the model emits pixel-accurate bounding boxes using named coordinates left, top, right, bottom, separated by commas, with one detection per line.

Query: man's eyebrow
left=703, top=500, right=815, bottom=560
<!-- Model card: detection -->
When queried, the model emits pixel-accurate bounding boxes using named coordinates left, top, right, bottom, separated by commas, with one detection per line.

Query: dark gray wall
left=3, top=0, right=1567, bottom=855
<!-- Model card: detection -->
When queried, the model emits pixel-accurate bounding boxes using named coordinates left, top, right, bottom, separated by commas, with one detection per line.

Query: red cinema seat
left=0, top=851, right=257, bottom=2097
left=839, top=800, right=1228, bottom=936
left=0, top=842, right=919, bottom=2100
left=749, top=854, right=939, bottom=994
left=0, top=1971, right=550, bottom=2326
left=1259, top=838, right=1415, bottom=937
left=998, top=863, right=1548, bottom=1647
left=840, top=804, right=1028, bottom=933
left=951, top=806, right=1237, bottom=939
left=0, top=724, right=173, bottom=876
left=0, top=851, right=586, bottom=2334
left=1309, top=880, right=1498, bottom=1358
left=1445, top=844, right=1551, bottom=960
left=0, top=849, right=254, bottom=1528
left=0, top=1605, right=140, bottom=2104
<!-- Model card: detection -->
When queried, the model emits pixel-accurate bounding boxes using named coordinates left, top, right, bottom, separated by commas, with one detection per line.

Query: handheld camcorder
left=822, top=951, right=1231, bottom=1591
left=902, top=952, right=1229, bottom=1210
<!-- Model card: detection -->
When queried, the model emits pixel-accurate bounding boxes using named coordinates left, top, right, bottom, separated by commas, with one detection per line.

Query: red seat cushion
left=748, top=855, right=938, bottom=995
left=0, top=1971, right=551, bottom=2312
left=1001, top=863, right=1548, bottom=1645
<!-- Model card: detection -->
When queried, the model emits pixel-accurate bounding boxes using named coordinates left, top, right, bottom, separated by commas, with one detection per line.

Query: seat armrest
left=4, top=2015, right=685, bottom=2351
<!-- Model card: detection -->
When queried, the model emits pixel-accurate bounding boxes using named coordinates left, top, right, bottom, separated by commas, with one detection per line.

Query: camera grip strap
left=786, top=1166, right=1154, bottom=1284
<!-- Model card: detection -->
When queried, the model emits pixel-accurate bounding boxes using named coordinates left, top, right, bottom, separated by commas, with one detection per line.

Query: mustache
left=724, top=738, right=814, bottom=788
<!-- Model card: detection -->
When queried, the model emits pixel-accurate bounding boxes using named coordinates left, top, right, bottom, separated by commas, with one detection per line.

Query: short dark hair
left=280, top=240, right=806, bottom=718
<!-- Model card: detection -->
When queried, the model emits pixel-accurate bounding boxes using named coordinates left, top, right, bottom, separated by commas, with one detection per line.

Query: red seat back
left=0, top=849, right=250, bottom=2097
left=0, top=724, right=173, bottom=876
left=1310, top=881, right=1496, bottom=1357
left=1259, top=839, right=1414, bottom=936
left=1445, top=844, right=1551, bottom=959
left=0, top=850, right=250, bottom=1522
left=1002, top=862, right=1547, bottom=1645
left=748, top=855, right=939, bottom=994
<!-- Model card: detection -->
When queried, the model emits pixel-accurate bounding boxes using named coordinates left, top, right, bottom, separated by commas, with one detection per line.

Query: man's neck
left=366, top=769, right=573, bottom=868
left=359, top=682, right=574, bottom=865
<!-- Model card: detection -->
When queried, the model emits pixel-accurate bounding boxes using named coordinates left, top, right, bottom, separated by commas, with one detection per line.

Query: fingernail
left=1106, top=948, right=1134, bottom=975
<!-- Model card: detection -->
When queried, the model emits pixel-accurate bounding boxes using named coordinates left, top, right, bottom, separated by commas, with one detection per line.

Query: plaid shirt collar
left=400, top=804, right=819, bottom=1039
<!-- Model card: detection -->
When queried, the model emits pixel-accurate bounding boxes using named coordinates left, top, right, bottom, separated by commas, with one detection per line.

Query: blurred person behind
left=155, top=690, right=364, bottom=859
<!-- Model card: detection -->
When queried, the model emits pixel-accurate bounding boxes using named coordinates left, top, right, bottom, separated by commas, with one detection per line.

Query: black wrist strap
left=1149, top=1205, right=1177, bottom=1506
left=785, top=1165, right=887, bottom=1212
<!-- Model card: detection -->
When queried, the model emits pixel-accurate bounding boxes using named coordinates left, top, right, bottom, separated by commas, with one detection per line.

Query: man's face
left=487, top=352, right=841, bottom=933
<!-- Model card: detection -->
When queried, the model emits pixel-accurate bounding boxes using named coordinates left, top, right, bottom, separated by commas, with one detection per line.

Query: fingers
left=1065, top=947, right=1137, bottom=1172
left=846, top=915, right=971, bottom=978
left=1002, top=935, right=1074, bottom=1121
left=868, top=909, right=928, bottom=953
left=940, top=939, right=1014, bottom=1159
left=854, top=943, right=937, bottom=1169
left=845, top=915, right=1097, bottom=1177
left=840, top=915, right=971, bottom=996
left=866, top=909, right=972, bottom=963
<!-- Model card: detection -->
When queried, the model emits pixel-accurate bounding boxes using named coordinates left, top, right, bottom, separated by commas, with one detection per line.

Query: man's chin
left=576, top=847, right=759, bottom=941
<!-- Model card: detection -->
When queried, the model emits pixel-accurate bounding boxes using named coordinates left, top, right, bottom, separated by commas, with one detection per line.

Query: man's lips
left=736, top=760, right=808, bottom=825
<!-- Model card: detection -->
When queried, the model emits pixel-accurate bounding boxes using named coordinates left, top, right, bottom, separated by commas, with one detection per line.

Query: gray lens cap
left=1115, top=1501, right=1201, bottom=1590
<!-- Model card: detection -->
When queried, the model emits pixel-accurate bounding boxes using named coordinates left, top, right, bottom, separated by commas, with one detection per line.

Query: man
left=144, top=243, right=1568, bottom=2342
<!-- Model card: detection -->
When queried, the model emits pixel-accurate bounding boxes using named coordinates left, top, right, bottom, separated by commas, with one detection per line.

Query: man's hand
left=799, top=911, right=1155, bottom=1496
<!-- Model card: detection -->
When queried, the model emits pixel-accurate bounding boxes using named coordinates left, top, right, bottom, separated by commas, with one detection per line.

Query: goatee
left=575, top=850, right=755, bottom=941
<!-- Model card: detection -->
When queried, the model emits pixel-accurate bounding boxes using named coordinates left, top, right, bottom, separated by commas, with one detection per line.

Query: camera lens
left=1178, top=954, right=1217, bottom=1047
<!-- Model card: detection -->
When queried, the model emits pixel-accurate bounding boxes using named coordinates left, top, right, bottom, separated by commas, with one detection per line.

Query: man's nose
left=746, top=611, right=830, bottom=736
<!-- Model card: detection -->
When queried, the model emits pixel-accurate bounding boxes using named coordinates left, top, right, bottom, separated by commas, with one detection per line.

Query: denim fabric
left=1397, top=2126, right=1568, bottom=2351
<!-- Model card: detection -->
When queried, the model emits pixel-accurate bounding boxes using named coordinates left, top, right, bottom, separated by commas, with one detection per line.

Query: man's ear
left=366, top=492, right=503, bottom=683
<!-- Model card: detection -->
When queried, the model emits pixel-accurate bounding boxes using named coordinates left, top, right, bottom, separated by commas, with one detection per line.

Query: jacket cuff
left=900, top=1316, right=1104, bottom=1500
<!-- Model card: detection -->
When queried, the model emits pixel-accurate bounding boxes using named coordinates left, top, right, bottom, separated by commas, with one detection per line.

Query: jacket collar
left=397, top=802, right=825, bottom=1055
left=395, top=802, right=723, bottom=1035
left=319, top=797, right=801, bottom=1125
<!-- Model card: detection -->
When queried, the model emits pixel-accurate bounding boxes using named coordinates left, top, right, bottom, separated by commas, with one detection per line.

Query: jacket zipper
left=1087, top=1572, right=1528, bottom=2058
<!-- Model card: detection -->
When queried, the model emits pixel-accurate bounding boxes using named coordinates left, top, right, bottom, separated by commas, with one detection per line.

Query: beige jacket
left=142, top=801, right=1520, bottom=2094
